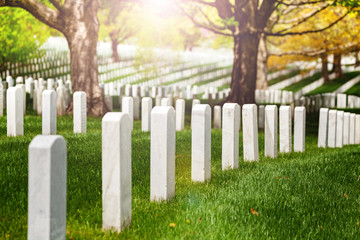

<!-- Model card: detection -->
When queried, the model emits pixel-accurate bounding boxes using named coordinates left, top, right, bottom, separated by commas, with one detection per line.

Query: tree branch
left=276, top=2, right=333, bottom=34
left=0, top=0, right=64, bottom=33
left=49, top=0, right=62, bottom=11
left=277, top=0, right=329, bottom=6
left=266, top=8, right=351, bottom=36
left=178, top=6, right=234, bottom=36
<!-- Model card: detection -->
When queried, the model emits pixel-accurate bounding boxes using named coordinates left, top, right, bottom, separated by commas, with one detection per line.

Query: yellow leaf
left=250, top=208, right=259, bottom=216
left=344, top=193, right=348, bottom=198
left=186, top=219, right=190, bottom=224
left=169, top=223, right=176, bottom=228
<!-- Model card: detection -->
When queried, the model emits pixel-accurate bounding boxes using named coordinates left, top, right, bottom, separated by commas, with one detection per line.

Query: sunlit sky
left=143, top=0, right=176, bottom=18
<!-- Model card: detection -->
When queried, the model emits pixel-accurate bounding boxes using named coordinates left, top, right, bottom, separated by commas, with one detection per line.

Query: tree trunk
left=64, top=1, right=108, bottom=116
left=111, top=37, right=120, bottom=62
left=225, top=33, right=260, bottom=105
left=321, top=53, right=329, bottom=83
left=256, top=34, right=268, bottom=90
left=355, top=51, right=360, bottom=68
left=332, top=53, right=342, bottom=78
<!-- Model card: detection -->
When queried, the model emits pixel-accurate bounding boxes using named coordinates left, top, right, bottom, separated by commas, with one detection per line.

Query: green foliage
left=0, top=7, right=50, bottom=70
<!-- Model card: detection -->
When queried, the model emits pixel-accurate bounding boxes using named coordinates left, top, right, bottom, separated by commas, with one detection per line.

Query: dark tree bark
left=355, top=51, right=360, bottom=68
left=227, top=33, right=260, bottom=104
left=1, top=0, right=108, bottom=116
left=321, top=53, right=330, bottom=83
left=332, top=53, right=343, bottom=78
left=111, top=37, right=120, bottom=62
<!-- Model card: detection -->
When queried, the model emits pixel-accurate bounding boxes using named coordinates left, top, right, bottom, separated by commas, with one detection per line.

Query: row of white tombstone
left=318, top=108, right=360, bottom=147
left=27, top=103, right=307, bottom=239
left=5, top=88, right=86, bottom=137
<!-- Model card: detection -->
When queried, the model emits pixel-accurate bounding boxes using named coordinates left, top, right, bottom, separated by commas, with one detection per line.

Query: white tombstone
left=6, top=76, right=14, bottom=87
left=36, top=84, right=45, bottom=115
left=317, top=108, right=329, bottom=148
left=222, top=103, right=240, bottom=170
left=258, top=105, right=265, bottom=129
left=28, top=135, right=67, bottom=240
left=56, top=86, right=66, bottom=116
left=265, top=105, right=278, bottom=158
left=73, top=91, right=87, bottom=133
left=242, top=104, right=259, bottom=161
left=335, top=111, right=344, bottom=148
left=175, top=99, right=185, bottom=131
left=102, top=113, right=132, bottom=232
left=191, top=104, right=211, bottom=182
left=122, top=97, right=133, bottom=130
left=155, top=95, right=161, bottom=106
left=161, top=98, right=171, bottom=106
left=7, top=87, right=23, bottom=136
left=356, top=115, right=360, bottom=144
left=349, top=113, right=356, bottom=144
left=141, top=97, right=152, bottom=132
left=42, top=90, right=57, bottom=135
left=337, top=93, right=347, bottom=108
left=17, top=84, right=26, bottom=115
left=279, top=106, right=292, bottom=153
left=150, top=106, right=175, bottom=201
left=47, top=78, right=54, bottom=90
left=192, top=99, right=200, bottom=107
left=343, top=112, right=350, bottom=145
left=294, top=106, right=306, bottom=152
left=133, top=96, right=140, bottom=121
left=327, top=110, right=337, bottom=148
left=213, top=106, right=221, bottom=129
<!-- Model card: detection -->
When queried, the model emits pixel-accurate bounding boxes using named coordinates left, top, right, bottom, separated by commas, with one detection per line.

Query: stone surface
left=279, top=106, right=292, bottom=153
left=73, top=91, right=87, bottom=133
left=37, top=85, right=45, bottom=115
left=343, top=112, right=350, bottom=145
left=133, top=97, right=140, bottom=121
left=176, top=99, right=185, bottom=131
left=102, top=113, right=132, bottom=232
left=191, top=104, right=211, bottom=182
left=222, top=103, right=240, bottom=170
left=327, top=110, right=337, bottom=148
left=349, top=113, right=356, bottom=144
left=42, top=90, right=57, bottom=135
left=213, top=106, right=221, bottom=129
left=155, top=95, right=161, bottom=106
left=265, top=105, right=278, bottom=157
left=161, top=98, right=171, bottom=106
left=150, top=106, right=175, bottom=201
left=47, top=78, right=54, bottom=90
left=7, top=87, right=23, bottom=136
left=336, top=111, right=344, bottom=148
left=294, top=106, right=306, bottom=152
left=192, top=99, right=200, bottom=107
left=242, top=104, right=259, bottom=161
left=28, top=135, right=67, bottom=240
left=105, top=96, right=113, bottom=112
left=356, top=115, right=360, bottom=144
left=258, top=105, right=265, bottom=129
left=17, top=84, right=26, bottom=115
left=56, top=86, right=66, bottom=116
left=141, top=97, right=152, bottom=132
left=337, top=93, right=347, bottom=108
left=122, top=97, right=134, bottom=130
left=317, top=108, right=329, bottom=148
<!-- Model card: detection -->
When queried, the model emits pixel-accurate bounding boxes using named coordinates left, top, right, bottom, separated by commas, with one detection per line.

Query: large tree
left=0, top=0, right=107, bottom=116
left=181, top=0, right=355, bottom=104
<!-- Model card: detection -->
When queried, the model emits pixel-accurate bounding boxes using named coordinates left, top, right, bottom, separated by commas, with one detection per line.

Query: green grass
left=1, top=105, right=360, bottom=239
left=306, top=71, right=360, bottom=96
left=345, top=81, right=360, bottom=97
left=282, top=72, right=322, bottom=92
left=268, top=69, right=301, bottom=86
